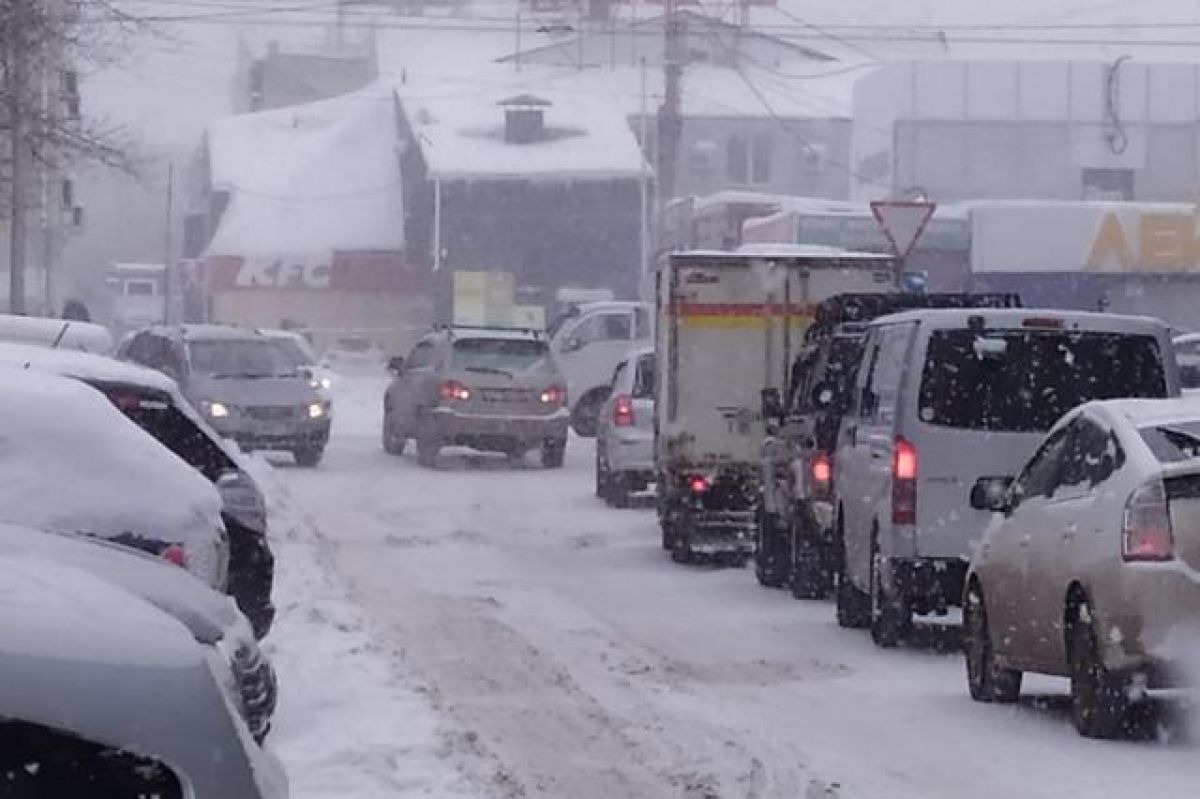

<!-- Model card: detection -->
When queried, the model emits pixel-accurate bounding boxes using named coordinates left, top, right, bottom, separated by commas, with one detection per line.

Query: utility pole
left=7, top=0, right=29, bottom=314
left=163, top=163, right=175, bottom=324
left=656, top=0, right=683, bottom=215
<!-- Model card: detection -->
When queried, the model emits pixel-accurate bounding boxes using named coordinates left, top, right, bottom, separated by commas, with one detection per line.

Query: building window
left=726, top=133, right=773, bottom=185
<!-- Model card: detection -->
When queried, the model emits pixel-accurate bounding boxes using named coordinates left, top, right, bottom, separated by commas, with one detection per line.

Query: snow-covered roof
left=205, top=82, right=403, bottom=258
left=1095, top=396, right=1200, bottom=428
left=0, top=343, right=178, bottom=394
left=0, top=314, right=114, bottom=353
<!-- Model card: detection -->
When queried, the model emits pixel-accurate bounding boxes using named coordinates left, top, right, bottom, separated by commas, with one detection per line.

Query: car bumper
left=211, top=418, right=331, bottom=452
left=429, top=407, right=569, bottom=448
left=683, top=511, right=757, bottom=554
left=1096, top=564, right=1200, bottom=683
left=606, top=429, right=654, bottom=475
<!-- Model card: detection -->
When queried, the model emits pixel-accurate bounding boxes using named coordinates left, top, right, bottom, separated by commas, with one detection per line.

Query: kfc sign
left=235, top=257, right=331, bottom=289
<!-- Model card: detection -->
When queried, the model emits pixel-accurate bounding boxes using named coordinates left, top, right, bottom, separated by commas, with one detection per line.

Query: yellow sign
left=1087, top=211, right=1200, bottom=272
left=453, top=270, right=518, bottom=325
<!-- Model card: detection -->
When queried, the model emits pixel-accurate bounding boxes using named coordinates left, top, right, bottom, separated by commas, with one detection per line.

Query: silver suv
left=382, top=326, right=569, bottom=468
left=119, top=324, right=331, bottom=466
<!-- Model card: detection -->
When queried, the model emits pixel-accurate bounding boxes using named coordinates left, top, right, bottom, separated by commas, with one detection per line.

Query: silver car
left=0, top=552, right=287, bottom=798
left=383, top=326, right=569, bottom=468
left=965, top=398, right=1200, bottom=738
left=595, top=347, right=655, bottom=507
left=119, top=325, right=332, bottom=466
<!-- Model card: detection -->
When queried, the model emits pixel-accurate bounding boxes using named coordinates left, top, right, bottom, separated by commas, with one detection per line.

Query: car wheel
left=791, top=521, right=830, bottom=600
left=835, top=519, right=871, bottom=629
left=964, top=585, right=1022, bottom=703
left=595, top=447, right=611, bottom=500
left=1069, top=600, right=1130, bottom=739
left=415, top=423, right=440, bottom=468
left=293, top=445, right=324, bottom=468
left=869, top=541, right=912, bottom=648
left=569, top=391, right=606, bottom=438
left=754, top=508, right=789, bottom=588
left=542, top=437, right=567, bottom=468
left=609, top=472, right=633, bottom=508
left=382, top=411, right=406, bottom=456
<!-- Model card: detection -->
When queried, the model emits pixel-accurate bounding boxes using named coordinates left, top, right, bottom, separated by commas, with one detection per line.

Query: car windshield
left=272, top=337, right=316, bottom=367
left=919, top=330, right=1166, bottom=432
left=188, top=339, right=297, bottom=378
left=451, top=338, right=552, bottom=374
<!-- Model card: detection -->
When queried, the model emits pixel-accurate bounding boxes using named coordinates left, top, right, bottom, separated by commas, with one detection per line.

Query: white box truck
left=656, top=250, right=895, bottom=564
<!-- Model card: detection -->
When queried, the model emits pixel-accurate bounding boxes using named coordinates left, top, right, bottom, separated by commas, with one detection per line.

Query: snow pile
left=205, top=82, right=404, bottom=258
left=246, top=454, right=484, bottom=799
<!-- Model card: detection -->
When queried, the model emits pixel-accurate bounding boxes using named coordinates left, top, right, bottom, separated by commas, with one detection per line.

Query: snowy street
left=266, top=376, right=1196, bottom=799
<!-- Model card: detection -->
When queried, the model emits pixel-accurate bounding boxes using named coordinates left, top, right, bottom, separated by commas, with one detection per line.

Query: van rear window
left=918, top=330, right=1166, bottom=432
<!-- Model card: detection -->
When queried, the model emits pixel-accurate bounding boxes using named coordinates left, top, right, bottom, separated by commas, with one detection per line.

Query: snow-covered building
left=395, top=86, right=648, bottom=311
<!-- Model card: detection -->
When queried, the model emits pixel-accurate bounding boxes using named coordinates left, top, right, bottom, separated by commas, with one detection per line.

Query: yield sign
left=870, top=200, right=937, bottom=258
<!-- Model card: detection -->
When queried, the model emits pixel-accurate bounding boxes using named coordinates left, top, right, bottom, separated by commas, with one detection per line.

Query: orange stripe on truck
left=673, top=302, right=814, bottom=328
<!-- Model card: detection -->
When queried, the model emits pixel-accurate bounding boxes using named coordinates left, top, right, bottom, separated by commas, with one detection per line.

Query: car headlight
left=203, top=400, right=230, bottom=418
left=308, top=402, right=325, bottom=419
left=320, top=376, right=332, bottom=390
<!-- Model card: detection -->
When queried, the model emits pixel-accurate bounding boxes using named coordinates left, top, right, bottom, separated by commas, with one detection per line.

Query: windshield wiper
left=464, top=366, right=514, bottom=378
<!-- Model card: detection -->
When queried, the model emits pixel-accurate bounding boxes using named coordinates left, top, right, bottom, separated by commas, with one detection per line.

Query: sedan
left=964, top=397, right=1200, bottom=738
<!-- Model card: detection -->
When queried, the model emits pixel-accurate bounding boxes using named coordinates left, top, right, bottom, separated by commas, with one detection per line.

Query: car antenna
left=50, top=322, right=71, bottom=349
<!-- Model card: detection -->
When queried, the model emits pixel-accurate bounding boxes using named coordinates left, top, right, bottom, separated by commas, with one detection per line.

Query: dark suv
left=757, top=293, right=1022, bottom=599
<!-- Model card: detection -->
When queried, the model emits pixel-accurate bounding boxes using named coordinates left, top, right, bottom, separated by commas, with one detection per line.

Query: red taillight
left=811, top=451, right=833, bottom=499
left=107, top=390, right=141, bottom=413
left=160, top=544, right=187, bottom=568
left=892, top=436, right=917, bottom=525
left=688, top=474, right=710, bottom=494
left=439, top=380, right=471, bottom=403
left=539, top=385, right=566, bottom=406
left=1123, top=480, right=1175, bottom=562
left=613, top=394, right=635, bottom=427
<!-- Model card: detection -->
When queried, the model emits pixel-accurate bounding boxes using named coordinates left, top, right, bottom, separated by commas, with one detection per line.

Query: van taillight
left=613, top=394, right=635, bottom=427
left=439, top=380, right=471, bottom=402
left=539, top=386, right=566, bottom=406
left=892, top=437, right=917, bottom=525
left=811, top=451, right=833, bottom=500
left=1122, top=480, right=1174, bottom=562
left=160, top=544, right=187, bottom=569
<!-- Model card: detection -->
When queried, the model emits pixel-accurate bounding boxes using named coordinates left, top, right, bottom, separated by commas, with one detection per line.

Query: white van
left=833, top=309, right=1179, bottom=647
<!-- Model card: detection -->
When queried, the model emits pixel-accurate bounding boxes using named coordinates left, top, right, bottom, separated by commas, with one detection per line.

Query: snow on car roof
left=1090, top=396, right=1200, bottom=428
left=177, top=324, right=269, bottom=342
left=0, top=313, right=113, bottom=354
left=205, top=82, right=403, bottom=257
left=869, top=308, right=1168, bottom=331
left=0, top=342, right=177, bottom=393
left=0, top=368, right=222, bottom=552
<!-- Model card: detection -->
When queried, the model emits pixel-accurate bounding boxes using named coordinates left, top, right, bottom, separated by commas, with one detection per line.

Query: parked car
left=834, top=309, right=1179, bottom=647
left=0, top=343, right=276, bottom=638
left=323, top=334, right=386, bottom=371
left=548, top=300, right=652, bottom=437
left=1173, top=332, right=1200, bottom=392
left=0, top=311, right=113, bottom=352
left=383, top=325, right=569, bottom=468
left=0, top=367, right=229, bottom=589
left=262, top=328, right=335, bottom=401
left=0, top=522, right=276, bottom=742
left=0, top=553, right=287, bottom=798
left=965, top=397, right=1200, bottom=738
left=595, top=347, right=655, bottom=507
left=118, top=324, right=331, bottom=466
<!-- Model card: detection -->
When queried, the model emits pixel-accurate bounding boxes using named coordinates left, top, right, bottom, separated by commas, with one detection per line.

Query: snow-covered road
left=271, top=376, right=1196, bottom=798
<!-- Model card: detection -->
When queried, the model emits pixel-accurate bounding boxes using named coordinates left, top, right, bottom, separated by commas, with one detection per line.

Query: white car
left=0, top=367, right=229, bottom=588
left=0, top=311, right=113, bottom=353
left=262, top=328, right=335, bottom=401
left=548, top=301, right=653, bottom=437
left=595, top=346, right=656, bottom=507
left=0, top=552, right=287, bottom=797
left=965, top=398, right=1200, bottom=738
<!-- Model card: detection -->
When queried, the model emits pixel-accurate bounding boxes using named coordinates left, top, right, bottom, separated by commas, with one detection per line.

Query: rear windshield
left=451, top=338, right=552, bottom=374
left=188, top=339, right=297, bottom=378
left=919, top=330, right=1166, bottom=432
left=1140, top=421, right=1200, bottom=463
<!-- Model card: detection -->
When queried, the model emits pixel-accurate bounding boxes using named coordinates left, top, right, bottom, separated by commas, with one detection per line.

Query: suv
left=383, top=326, right=569, bottom=468
left=758, top=293, right=1022, bottom=598
left=0, top=343, right=276, bottom=638
left=833, top=309, right=1179, bottom=647
left=119, top=324, right=331, bottom=466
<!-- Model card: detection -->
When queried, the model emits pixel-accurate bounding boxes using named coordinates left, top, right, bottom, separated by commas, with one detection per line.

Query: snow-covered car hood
left=0, top=523, right=240, bottom=644
left=0, top=368, right=227, bottom=586
left=189, top=372, right=322, bottom=408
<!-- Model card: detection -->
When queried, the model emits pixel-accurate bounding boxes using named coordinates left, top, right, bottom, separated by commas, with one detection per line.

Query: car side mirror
left=970, top=476, right=1014, bottom=512
left=562, top=336, right=584, bottom=354
left=760, top=387, right=784, bottom=423
left=387, top=355, right=405, bottom=374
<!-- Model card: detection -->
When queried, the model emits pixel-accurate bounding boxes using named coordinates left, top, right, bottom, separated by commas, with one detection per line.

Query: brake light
left=1122, top=480, right=1175, bottom=562
left=688, top=474, right=710, bottom=494
left=439, top=380, right=471, bottom=402
left=160, top=544, right=187, bottom=568
left=892, top=436, right=917, bottom=525
left=613, top=394, right=635, bottom=427
left=811, top=451, right=833, bottom=500
left=539, top=385, right=566, bottom=406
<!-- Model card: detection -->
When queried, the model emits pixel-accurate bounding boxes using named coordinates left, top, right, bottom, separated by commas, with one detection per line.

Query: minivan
left=832, top=309, right=1179, bottom=647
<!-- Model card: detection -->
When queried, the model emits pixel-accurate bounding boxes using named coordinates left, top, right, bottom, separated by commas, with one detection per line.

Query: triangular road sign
left=871, top=200, right=937, bottom=258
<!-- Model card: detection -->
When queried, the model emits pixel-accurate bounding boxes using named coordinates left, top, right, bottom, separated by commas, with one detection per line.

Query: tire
left=754, top=508, right=789, bottom=588
left=610, top=472, right=632, bottom=508
left=869, top=543, right=912, bottom=648
left=569, top=391, right=606, bottom=438
left=382, top=411, right=406, bottom=456
left=293, top=445, right=324, bottom=468
left=1069, top=601, right=1130, bottom=739
left=835, top=518, right=870, bottom=629
left=542, top=437, right=567, bottom=469
left=660, top=518, right=675, bottom=551
left=791, top=518, right=832, bottom=600
left=595, top=447, right=611, bottom=499
left=964, top=586, right=1022, bottom=703
left=416, top=422, right=440, bottom=468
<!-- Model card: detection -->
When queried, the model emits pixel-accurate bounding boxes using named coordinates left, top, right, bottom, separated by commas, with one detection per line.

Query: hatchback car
left=965, top=398, right=1200, bottom=738
left=0, top=343, right=276, bottom=638
left=119, top=324, right=331, bottom=466
left=383, top=326, right=569, bottom=468
left=595, top=347, right=655, bottom=507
